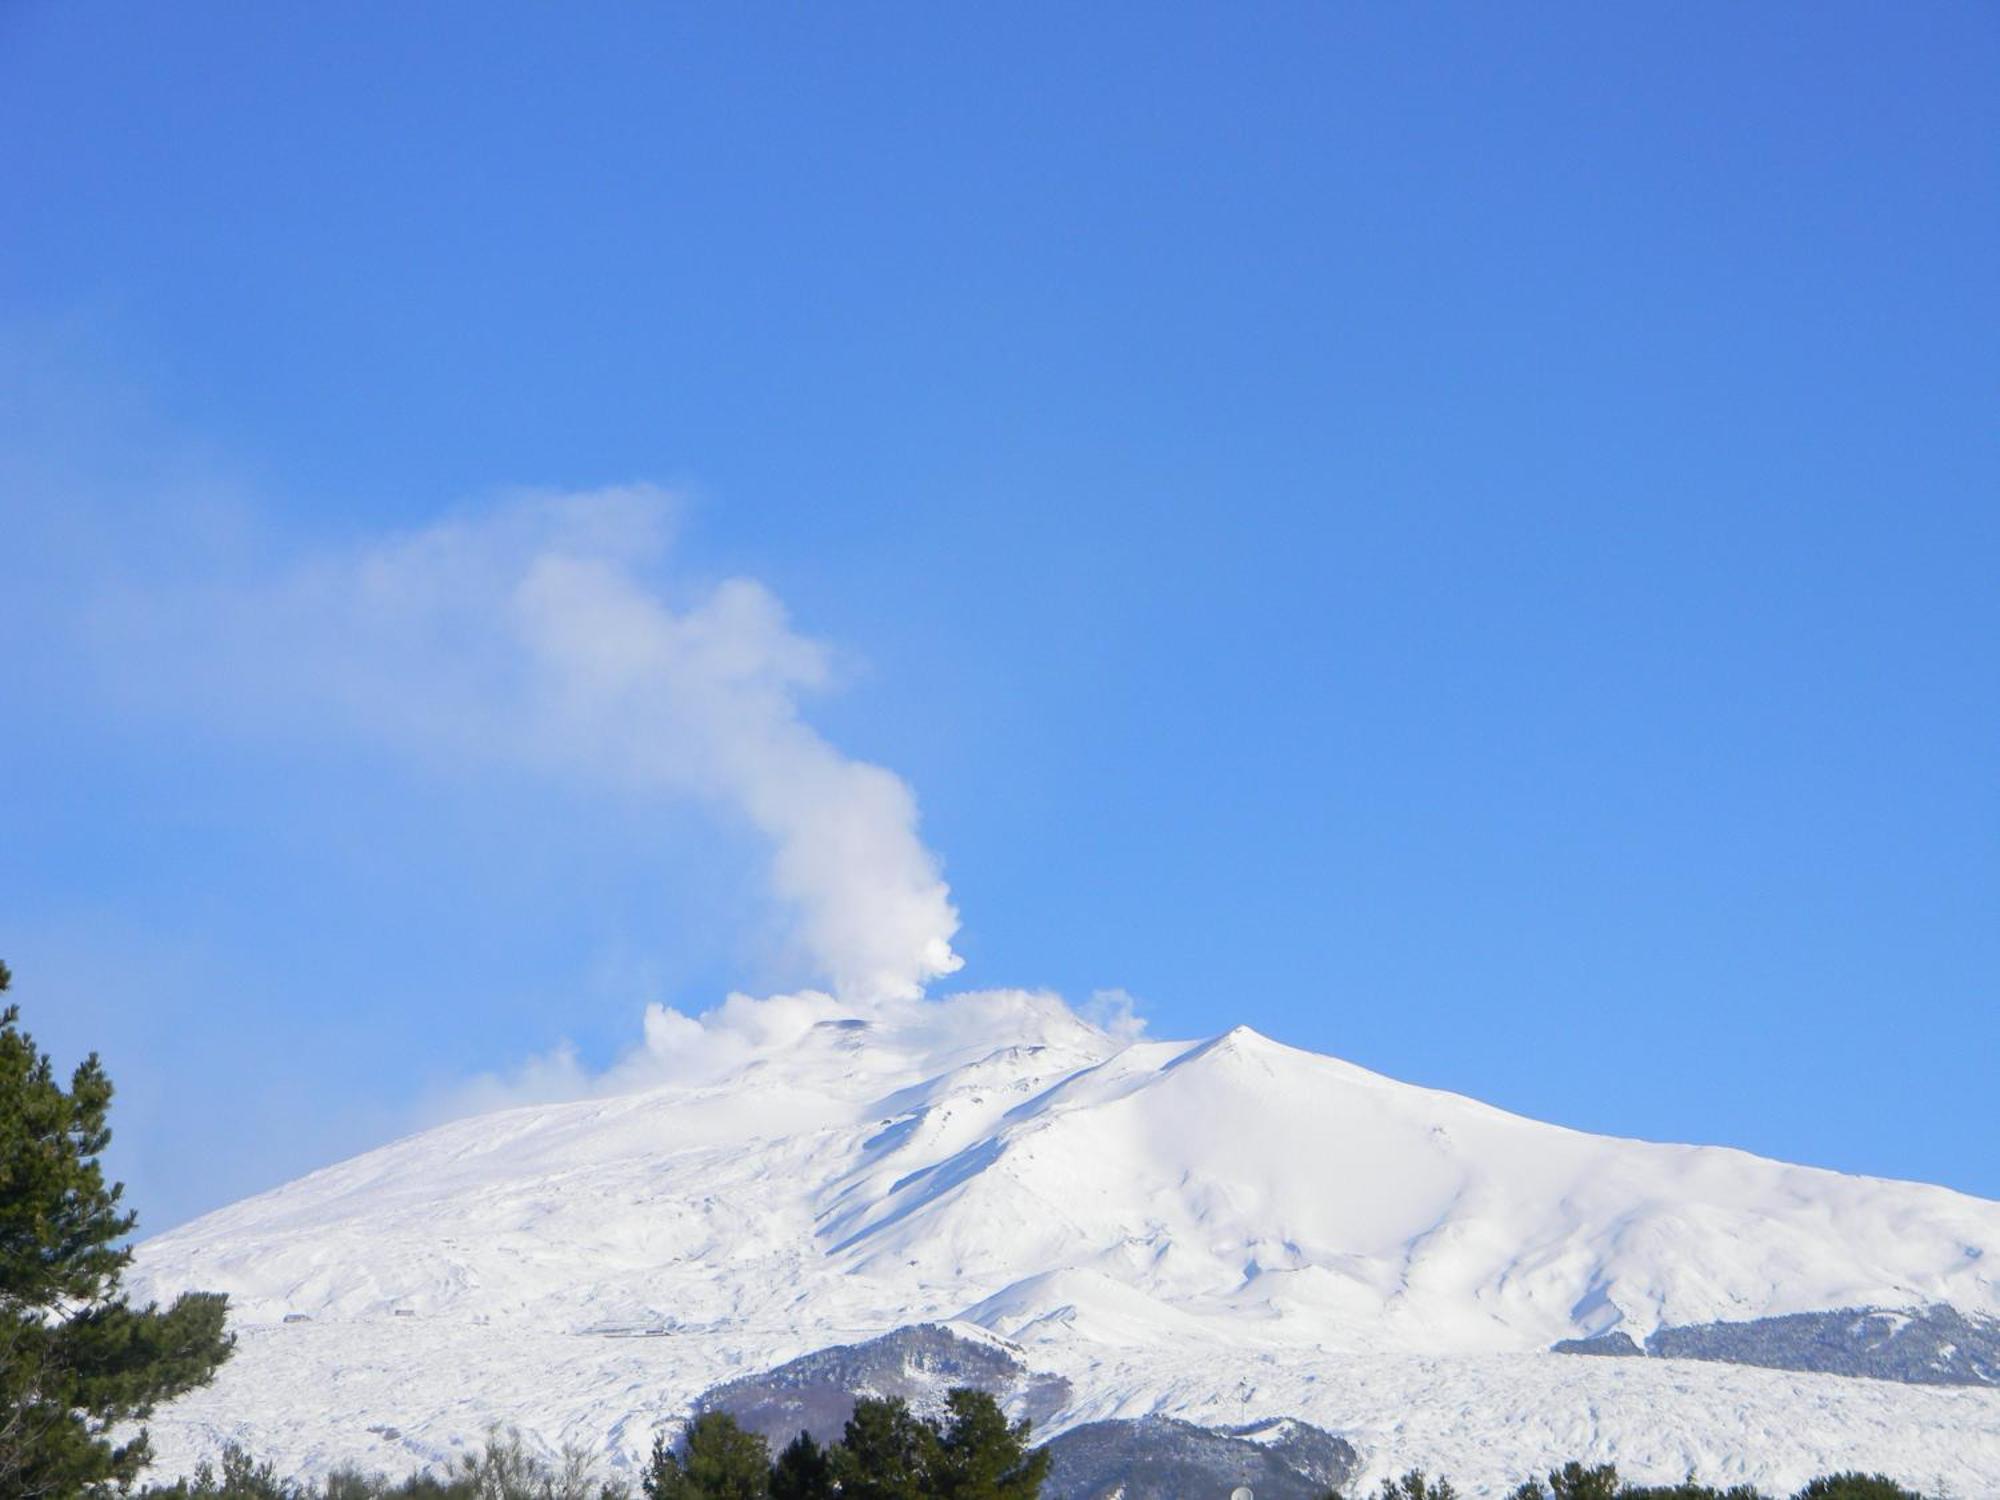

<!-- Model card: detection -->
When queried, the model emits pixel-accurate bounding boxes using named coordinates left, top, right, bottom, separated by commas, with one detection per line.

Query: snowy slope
left=128, top=991, right=2000, bottom=1494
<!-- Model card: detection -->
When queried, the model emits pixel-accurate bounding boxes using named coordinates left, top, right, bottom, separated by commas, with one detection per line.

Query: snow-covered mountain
left=129, top=991, right=2000, bottom=1495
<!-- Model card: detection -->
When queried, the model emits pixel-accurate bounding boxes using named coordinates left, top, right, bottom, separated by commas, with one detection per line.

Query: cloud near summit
left=102, top=485, right=963, bottom=1004
left=433, top=982, right=1146, bottom=1121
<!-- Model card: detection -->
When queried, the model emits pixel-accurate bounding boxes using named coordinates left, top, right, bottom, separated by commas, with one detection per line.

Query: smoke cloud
left=109, top=486, right=962, bottom=1003
left=435, top=984, right=1137, bottom=1121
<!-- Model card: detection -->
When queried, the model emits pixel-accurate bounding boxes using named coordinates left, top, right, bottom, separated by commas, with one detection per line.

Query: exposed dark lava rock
left=1040, top=1414, right=1359, bottom=1500
left=1551, top=1304, right=2000, bottom=1386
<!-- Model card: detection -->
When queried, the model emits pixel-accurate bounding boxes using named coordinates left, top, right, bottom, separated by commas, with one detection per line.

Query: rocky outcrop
left=693, top=1323, right=1071, bottom=1447
left=1040, top=1414, right=1358, bottom=1500
left=1552, top=1304, right=2000, bottom=1386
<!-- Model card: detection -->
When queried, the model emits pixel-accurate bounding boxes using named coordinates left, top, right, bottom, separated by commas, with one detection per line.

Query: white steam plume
left=436, top=984, right=1138, bottom=1119
left=115, top=485, right=962, bottom=1002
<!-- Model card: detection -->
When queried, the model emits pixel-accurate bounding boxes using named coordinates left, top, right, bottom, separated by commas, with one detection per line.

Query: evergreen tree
left=147, top=1444, right=300, bottom=1499
left=928, top=1389, right=1047, bottom=1500
left=1792, top=1478, right=1925, bottom=1500
left=767, top=1431, right=832, bottom=1500
left=1549, top=1463, right=1621, bottom=1500
left=1380, top=1472, right=1459, bottom=1500
left=1509, top=1464, right=1618, bottom=1500
left=828, top=1398, right=935, bottom=1500
left=642, top=1412, right=769, bottom=1500
left=0, top=963, right=236, bottom=1496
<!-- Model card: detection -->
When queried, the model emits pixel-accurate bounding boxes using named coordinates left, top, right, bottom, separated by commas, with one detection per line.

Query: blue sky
left=2, top=3, right=1995, bottom=1230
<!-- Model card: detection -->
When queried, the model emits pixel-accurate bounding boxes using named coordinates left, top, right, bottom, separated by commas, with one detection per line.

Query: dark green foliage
left=136, top=1432, right=631, bottom=1499
left=768, top=1432, right=832, bottom=1500
left=1508, top=1463, right=1620, bottom=1500
left=128, top=1428, right=1943, bottom=1500
left=1791, top=1477, right=1925, bottom=1500
left=1512, top=1462, right=1783, bottom=1500
left=148, top=1444, right=299, bottom=1498
left=321, top=1469, right=473, bottom=1500
left=136, top=1445, right=455, bottom=1499
left=364, top=1478, right=474, bottom=1500
left=137, top=1433, right=627, bottom=1498
left=0, top=968, right=235, bottom=1497
left=929, top=1389, right=1047, bottom=1500
left=829, top=1398, right=935, bottom=1500
left=1378, top=1471, right=1459, bottom=1500
left=1504, top=1461, right=1933, bottom=1500
left=644, top=1412, right=770, bottom=1500
left=1548, top=1463, right=1622, bottom=1500
left=1499, top=1461, right=1936, bottom=1500
left=820, top=1389, right=1045, bottom=1500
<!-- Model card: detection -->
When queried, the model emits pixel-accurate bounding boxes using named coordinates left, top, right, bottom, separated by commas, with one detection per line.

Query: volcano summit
left=129, top=991, right=2000, bottom=1495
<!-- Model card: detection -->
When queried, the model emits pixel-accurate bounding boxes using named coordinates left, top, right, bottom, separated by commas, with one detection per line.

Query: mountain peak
left=125, top=992, right=2000, bottom=1493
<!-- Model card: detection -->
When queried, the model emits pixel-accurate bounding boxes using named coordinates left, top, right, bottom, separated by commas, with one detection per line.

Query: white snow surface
left=130, top=991, right=2000, bottom=1495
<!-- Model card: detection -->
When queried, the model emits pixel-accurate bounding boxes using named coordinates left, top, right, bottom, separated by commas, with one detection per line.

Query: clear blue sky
left=2, top=3, right=1995, bottom=1231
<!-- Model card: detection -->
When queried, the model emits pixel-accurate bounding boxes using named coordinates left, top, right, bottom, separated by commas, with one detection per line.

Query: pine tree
left=642, top=1412, right=770, bottom=1500
left=928, top=1389, right=1047, bottom=1500
left=1379, top=1472, right=1459, bottom=1500
left=827, top=1398, right=935, bottom=1500
left=768, top=1431, right=833, bottom=1500
left=1792, top=1478, right=1925, bottom=1500
left=1547, top=1463, right=1621, bottom=1500
left=0, top=962, right=236, bottom=1496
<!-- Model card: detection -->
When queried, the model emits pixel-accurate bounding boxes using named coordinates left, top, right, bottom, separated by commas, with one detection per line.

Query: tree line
left=0, top=970, right=1947, bottom=1500
left=138, top=1391, right=1047, bottom=1500
left=131, top=1425, right=1938, bottom=1500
